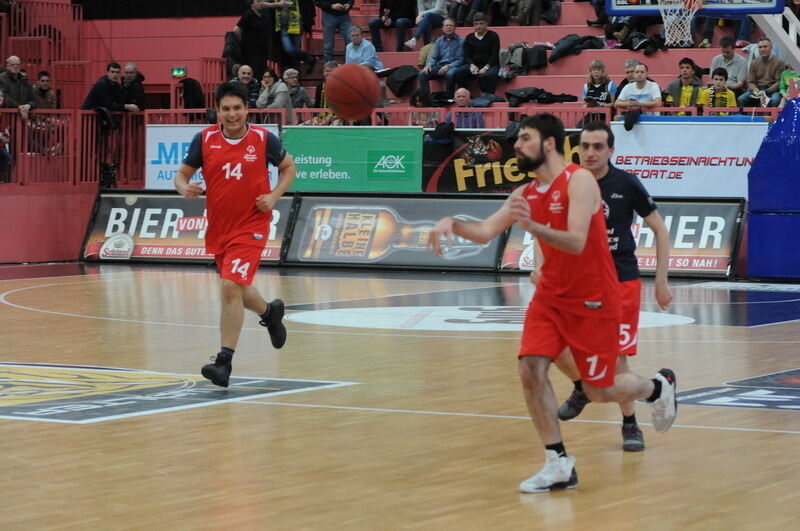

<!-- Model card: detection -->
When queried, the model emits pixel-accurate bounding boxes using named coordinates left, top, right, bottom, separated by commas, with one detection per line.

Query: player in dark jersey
left=174, top=82, right=297, bottom=387
left=428, top=114, right=677, bottom=494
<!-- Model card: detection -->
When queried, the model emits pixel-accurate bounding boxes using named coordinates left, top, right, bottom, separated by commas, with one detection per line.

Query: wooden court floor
left=1, top=262, right=799, bottom=530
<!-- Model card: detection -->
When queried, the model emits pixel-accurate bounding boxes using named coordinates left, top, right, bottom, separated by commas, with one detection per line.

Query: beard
left=516, top=140, right=546, bottom=173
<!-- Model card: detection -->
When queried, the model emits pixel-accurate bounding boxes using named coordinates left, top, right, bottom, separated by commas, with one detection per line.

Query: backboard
left=606, top=0, right=785, bottom=17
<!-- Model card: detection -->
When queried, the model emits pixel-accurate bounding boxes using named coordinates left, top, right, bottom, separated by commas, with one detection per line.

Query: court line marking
left=241, top=400, right=800, bottom=435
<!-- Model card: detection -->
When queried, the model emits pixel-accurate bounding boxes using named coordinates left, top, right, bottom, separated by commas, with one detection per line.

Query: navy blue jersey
left=598, top=164, right=657, bottom=281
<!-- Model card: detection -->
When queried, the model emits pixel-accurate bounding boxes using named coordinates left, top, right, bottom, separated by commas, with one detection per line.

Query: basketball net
left=658, top=0, right=703, bottom=48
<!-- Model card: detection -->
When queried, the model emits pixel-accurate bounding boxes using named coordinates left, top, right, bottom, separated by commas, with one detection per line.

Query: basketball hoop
left=658, top=0, right=703, bottom=48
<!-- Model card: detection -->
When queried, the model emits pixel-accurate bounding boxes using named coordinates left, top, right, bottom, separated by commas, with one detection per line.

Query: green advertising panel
left=283, top=126, right=422, bottom=193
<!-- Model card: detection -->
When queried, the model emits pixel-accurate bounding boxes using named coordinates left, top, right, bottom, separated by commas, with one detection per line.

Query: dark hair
left=263, top=66, right=278, bottom=80
left=472, top=11, right=486, bottom=22
left=38, top=70, right=50, bottom=79
left=679, top=57, right=695, bottom=68
left=719, top=36, right=735, bottom=49
left=581, top=121, right=614, bottom=149
left=711, top=67, right=728, bottom=80
left=520, top=113, right=565, bottom=155
left=106, top=62, right=121, bottom=71
left=214, top=81, right=249, bottom=106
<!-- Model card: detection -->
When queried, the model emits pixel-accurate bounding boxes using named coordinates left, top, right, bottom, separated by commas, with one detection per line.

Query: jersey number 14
left=222, top=162, right=243, bottom=180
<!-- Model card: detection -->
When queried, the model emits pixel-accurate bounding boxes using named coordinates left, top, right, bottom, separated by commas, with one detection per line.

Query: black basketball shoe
left=260, top=299, right=287, bottom=349
left=201, top=351, right=233, bottom=387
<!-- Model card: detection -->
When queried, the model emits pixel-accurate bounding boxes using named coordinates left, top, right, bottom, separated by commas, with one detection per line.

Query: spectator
left=444, top=87, right=485, bottom=128
left=582, top=60, right=617, bottom=109
left=345, top=26, right=384, bottom=70
left=0, top=56, right=36, bottom=119
left=33, top=70, right=57, bottom=109
left=408, top=90, right=439, bottom=127
left=614, top=59, right=640, bottom=99
left=122, top=62, right=146, bottom=110
left=665, top=57, right=702, bottom=111
left=778, top=66, right=800, bottom=108
left=0, top=89, right=10, bottom=183
left=615, top=63, right=662, bottom=112
left=516, top=0, right=545, bottom=26
left=316, top=0, right=354, bottom=63
left=233, top=0, right=274, bottom=80
left=276, top=0, right=317, bottom=74
left=455, top=12, right=500, bottom=97
left=738, top=37, right=785, bottom=108
left=369, top=0, right=415, bottom=52
left=231, top=64, right=261, bottom=107
left=710, top=37, right=747, bottom=96
left=697, top=67, right=737, bottom=113
left=81, top=62, right=138, bottom=112
left=310, top=61, right=340, bottom=125
left=405, top=0, right=448, bottom=48
left=449, top=0, right=488, bottom=26
left=418, top=18, right=464, bottom=105
left=256, top=67, right=294, bottom=123
left=694, top=16, right=753, bottom=49
left=283, top=68, right=313, bottom=109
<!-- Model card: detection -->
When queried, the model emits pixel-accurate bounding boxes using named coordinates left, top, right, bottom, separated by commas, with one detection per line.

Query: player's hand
left=655, top=280, right=673, bottom=310
left=256, top=193, right=276, bottom=212
left=508, top=195, right=531, bottom=223
left=428, top=216, right=454, bottom=255
left=529, top=267, right=542, bottom=285
left=180, top=181, right=204, bottom=199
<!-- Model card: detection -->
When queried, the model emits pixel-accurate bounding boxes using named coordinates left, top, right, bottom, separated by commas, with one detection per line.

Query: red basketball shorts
left=519, top=298, right=619, bottom=387
left=215, top=244, right=264, bottom=286
left=619, top=278, right=642, bottom=356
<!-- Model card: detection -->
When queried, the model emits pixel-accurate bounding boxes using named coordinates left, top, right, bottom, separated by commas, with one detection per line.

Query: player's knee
left=220, top=279, right=243, bottom=303
left=582, top=384, right=611, bottom=403
left=517, top=356, right=548, bottom=388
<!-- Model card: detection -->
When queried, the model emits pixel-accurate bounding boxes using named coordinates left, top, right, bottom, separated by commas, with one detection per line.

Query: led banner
left=285, top=196, right=505, bottom=269
left=422, top=131, right=581, bottom=194
left=501, top=199, right=744, bottom=277
left=610, top=122, right=768, bottom=199
left=83, top=194, right=293, bottom=263
left=145, top=124, right=280, bottom=190
left=282, top=127, right=422, bottom=193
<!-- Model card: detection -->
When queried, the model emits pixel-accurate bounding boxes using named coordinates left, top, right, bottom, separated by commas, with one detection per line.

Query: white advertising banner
left=145, top=124, right=280, bottom=190
left=610, top=122, right=769, bottom=199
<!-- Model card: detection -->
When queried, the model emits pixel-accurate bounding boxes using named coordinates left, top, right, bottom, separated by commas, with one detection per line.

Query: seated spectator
left=369, top=0, right=415, bottom=52
left=418, top=18, right=464, bottom=105
left=454, top=12, right=500, bottom=97
left=0, top=56, right=36, bottom=119
left=33, top=70, right=57, bottom=109
left=122, top=62, right=146, bottom=110
left=308, top=61, right=341, bottom=125
left=444, top=87, right=485, bottom=128
left=615, top=63, right=662, bottom=114
left=665, top=57, right=702, bottom=112
left=230, top=64, right=260, bottom=107
left=694, top=16, right=753, bottom=49
left=0, top=89, right=10, bottom=183
left=778, top=66, right=800, bottom=108
left=515, top=0, right=545, bottom=26
left=283, top=68, right=313, bottom=110
left=405, top=0, right=448, bottom=49
left=614, top=59, right=640, bottom=99
left=697, top=67, right=737, bottom=114
left=81, top=62, right=138, bottom=112
left=710, top=37, right=747, bottom=96
left=408, top=90, right=440, bottom=127
left=738, top=37, right=785, bottom=108
left=256, top=67, right=294, bottom=124
left=581, top=60, right=617, bottom=109
left=345, top=26, right=384, bottom=70
left=449, top=0, right=487, bottom=26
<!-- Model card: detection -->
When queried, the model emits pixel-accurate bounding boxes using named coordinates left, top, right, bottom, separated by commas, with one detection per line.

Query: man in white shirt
left=710, top=36, right=747, bottom=96
left=615, top=63, right=661, bottom=116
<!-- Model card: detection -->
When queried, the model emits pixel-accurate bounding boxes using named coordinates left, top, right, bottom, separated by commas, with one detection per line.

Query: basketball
left=325, top=64, right=381, bottom=121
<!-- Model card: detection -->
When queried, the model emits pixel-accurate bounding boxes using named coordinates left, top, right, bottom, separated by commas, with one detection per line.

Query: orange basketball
left=325, top=64, right=381, bottom=121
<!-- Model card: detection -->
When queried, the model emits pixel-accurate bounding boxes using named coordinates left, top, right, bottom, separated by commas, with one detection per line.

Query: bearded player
left=429, top=113, right=677, bottom=493
left=175, top=82, right=296, bottom=387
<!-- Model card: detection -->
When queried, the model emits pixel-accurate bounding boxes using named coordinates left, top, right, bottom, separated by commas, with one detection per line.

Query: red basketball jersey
left=524, top=163, right=621, bottom=317
left=200, top=125, right=272, bottom=254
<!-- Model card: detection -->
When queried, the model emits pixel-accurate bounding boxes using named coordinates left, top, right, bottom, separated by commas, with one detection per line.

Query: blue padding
left=748, top=99, right=800, bottom=213
left=747, top=214, right=800, bottom=278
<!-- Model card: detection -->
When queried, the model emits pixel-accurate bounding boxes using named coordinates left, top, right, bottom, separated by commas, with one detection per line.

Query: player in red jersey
left=174, top=82, right=296, bottom=387
left=429, top=114, right=677, bottom=493
left=542, top=121, right=674, bottom=452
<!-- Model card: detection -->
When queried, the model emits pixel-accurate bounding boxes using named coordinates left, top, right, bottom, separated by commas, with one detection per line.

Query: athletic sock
left=259, top=305, right=270, bottom=321
left=220, top=347, right=235, bottom=359
left=573, top=380, right=583, bottom=393
left=545, top=442, right=567, bottom=457
left=646, top=378, right=662, bottom=402
left=623, top=413, right=637, bottom=425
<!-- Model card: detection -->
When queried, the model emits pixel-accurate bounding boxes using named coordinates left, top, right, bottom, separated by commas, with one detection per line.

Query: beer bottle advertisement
left=288, top=197, right=505, bottom=269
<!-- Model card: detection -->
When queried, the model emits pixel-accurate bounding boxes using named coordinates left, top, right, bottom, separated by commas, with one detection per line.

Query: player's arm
left=529, top=239, right=544, bottom=284
left=175, top=133, right=204, bottom=199
left=256, top=134, right=296, bottom=212
left=429, top=187, right=519, bottom=255
left=643, top=209, right=674, bottom=310
left=511, top=169, right=597, bottom=255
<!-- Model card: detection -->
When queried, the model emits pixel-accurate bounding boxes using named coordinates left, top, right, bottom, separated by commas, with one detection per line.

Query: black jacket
left=81, top=75, right=124, bottom=111
left=315, top=0, right=355, bottom=15
left=379, top=0, right=415, bottom=21
left=0, top=71, right=36, bottom=109
left=123, top=71, right=146, bottom=109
